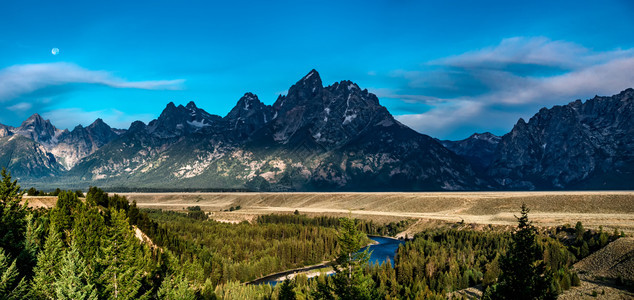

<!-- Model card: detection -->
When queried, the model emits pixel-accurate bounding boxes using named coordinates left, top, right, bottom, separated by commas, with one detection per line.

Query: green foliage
left=31, top=226, right=65, bottom=299
left=278, top=278, right=296, bottom=300
left=50, top=188, right=62, bottom=197
left=186, top=206, right=207, bottom=220
left=26, top=188, right=37, bottom=197
left=213, top=281, right=272, bottom=300
left=0, top=176, right=608, bottom=299
left=49, top=191, right=83, bottom=236
left=53, top=242, right=98, bottom=300
left=140, top=210, right=341, bottom=284
left=331, top=217, right=376, bottom=300
left=97, top=210, right=148, bottom=299
left=574, top=221, right=584, bottom=242
left=392, top=229, right=508, bottom=297
left=0, top=168, right=28, bottom=261
left=85, top=186, right=108, bottom=207
left=256, top=213, right=411, bottom=237
left=0, top=248, right=28, bottom=299
left=571, top=272, right=581, bottom=286
left=158, top=273, right=196, bottom=300
left=493, top=204, right=557, bottom=300
left=560, top=221, right=620, bottom=260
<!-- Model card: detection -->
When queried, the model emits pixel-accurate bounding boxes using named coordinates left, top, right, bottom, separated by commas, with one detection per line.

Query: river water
left=364, top=236, right=405, bottom=267
left=258, top=235, right=405, bottom=286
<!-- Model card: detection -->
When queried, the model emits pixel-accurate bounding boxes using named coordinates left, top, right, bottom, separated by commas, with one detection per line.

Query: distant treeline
left=256, top=213, right=412, bottom=237
left=25, top=186, right=253, bottom=194
left=25, top=187, right=84, bottom=197
left=103, top=187, right=253, bottom=193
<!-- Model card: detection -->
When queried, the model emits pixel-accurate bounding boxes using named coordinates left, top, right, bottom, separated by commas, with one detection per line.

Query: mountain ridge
left=1, top=71, right=632, bottom=191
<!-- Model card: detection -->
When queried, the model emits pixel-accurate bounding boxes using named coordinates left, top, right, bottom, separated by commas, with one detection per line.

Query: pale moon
left=51, top=48, right=59, bottom=55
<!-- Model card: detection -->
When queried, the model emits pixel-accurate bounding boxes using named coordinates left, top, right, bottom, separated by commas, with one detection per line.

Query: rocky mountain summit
left=67, top=70, right=479, bottom=191
left=0, top=114, right=123, bottom=174
left=0, top=70, right=632, bottom=191
left=486, top=88, right=634, bottom=189
left=440, top=132, right=501, bottom=172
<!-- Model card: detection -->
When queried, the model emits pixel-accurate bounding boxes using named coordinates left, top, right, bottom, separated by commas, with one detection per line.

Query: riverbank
left=247, top=235, right=405, bottom=285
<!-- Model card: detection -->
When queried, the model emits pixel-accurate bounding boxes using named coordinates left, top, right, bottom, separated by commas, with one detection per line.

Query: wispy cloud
left=384, top=37, right=634, bottom=139
left=6, top=102, right=32, bottom=112
left=0, top=62, right=185, bottom=102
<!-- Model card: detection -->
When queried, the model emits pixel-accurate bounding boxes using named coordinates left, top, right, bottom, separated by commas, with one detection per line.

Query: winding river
left=251, top=235, right=405, bottom=286
left=364, top=236, right=405, bottom=267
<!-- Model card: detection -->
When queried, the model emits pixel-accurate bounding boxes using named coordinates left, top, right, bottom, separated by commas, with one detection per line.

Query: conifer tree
left=493, top=204, right=556, bottom=300
left=31, top=226, right=64, bottom=299
left=278, top=278, right=297, bottom=300
left=332, top=217, right=375, bottom=300
left=53, top=241, right=98, bottom=300
left=0, top=248, right=28, bottom=299
left=0, top=168, right=28, bottom=261
left=50, top=191, right=83, bottom=236
left=157, top=273, right=196, bottom=300
left=98, top=210, right=146, bottom=299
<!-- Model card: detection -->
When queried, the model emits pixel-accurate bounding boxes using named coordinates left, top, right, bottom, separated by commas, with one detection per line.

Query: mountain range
left=2, top=70, right=633, bottom=191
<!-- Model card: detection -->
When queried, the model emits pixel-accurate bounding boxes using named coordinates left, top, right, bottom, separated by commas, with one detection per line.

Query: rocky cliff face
left=487, top=88, right=634, bottom=189
left=0, top=114, right=123, bottom=172
left=13, top=113, right=62, bottom=146
left=51, top=118, right=123, bottom=169
left=441, top=132, right=501, bottom=172
left=225, top=93, right=274, bottom=139
left=0, top=135, right=63, bottom=178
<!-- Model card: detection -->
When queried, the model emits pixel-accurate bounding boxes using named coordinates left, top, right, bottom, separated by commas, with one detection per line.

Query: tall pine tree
left=0, top=248, right=28, bottom=299
left=53, top=241, right=98, bottom=300
left=0, top=168, right=28, bottom=263
left=331, top=217, right=376, bottom=300
left=97, top=210, right=147, bottom=299
left=30, top=226, right=65, bottom=299
left=492, top=204, right=556, bottom=300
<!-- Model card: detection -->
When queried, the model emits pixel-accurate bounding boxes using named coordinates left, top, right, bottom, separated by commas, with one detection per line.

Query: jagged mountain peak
left=300, top=69, right=321, bottom=84
left=128, top=120, right=147, bottom=133
left=225, top=92, right=274, bottom=138
left=185, top=101, right=197, bottom=110
left=90, top=118, right=107, bottom=126
left=468, top=132, right=501, bottom=143
left=278, top=70, right=324, bottom=105
left=15, top=113, right=60, bottom=144
left=147, top=100, right=219, bottom=137
left=21, top=113, right=52, bottom=128
left=489, top=87, right=634, bottom=189
left=234, top=93, right=264, bottom=111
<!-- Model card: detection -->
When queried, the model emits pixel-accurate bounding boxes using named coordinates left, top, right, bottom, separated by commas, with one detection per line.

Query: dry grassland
left=114, top=191, right=634, bottom=234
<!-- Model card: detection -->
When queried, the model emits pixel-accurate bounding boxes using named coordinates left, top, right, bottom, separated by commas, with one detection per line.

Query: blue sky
left=1, top=0, right=633, bottom=139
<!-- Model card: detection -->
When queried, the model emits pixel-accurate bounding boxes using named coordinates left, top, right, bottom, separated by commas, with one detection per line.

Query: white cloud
left=387, top=37, right=634, bottom=139
left=432, top=36, right=634, bottom=70
left=7, top=102, right=32, bottom=112
left=0, top=62, right=185, bottom=102
left=396, top=101, right=484, bottom=137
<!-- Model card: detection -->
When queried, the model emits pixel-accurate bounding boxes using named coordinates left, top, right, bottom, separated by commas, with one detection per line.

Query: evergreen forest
left=0, top=169, right=623, bottom=299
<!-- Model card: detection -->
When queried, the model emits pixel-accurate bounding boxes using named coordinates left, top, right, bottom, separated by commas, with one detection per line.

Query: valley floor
left=108, top=191, right=634, bottom=234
